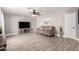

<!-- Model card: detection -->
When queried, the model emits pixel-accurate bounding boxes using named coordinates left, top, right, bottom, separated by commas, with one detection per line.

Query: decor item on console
left=36, top=26, right=56, bottom=36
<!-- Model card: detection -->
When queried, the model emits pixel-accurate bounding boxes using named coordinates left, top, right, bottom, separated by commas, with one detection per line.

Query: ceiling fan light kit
left=32, top=14, right=37, bottom=17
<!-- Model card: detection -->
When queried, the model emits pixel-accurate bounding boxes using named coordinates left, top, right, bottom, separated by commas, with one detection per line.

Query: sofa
left=36, top=26, right=56, bottom=36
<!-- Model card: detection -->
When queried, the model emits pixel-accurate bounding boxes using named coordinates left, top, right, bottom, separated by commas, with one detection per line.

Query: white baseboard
left=56, top=34, right=78, bottom=40
left=76, top=38, right=79, bottom=40
left=56, top=34, right=67, bottom=38
left=6, top=33, right=18, bottom=37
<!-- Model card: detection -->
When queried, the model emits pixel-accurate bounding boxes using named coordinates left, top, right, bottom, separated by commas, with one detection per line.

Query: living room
left=0, top=7, right=79, bottom=51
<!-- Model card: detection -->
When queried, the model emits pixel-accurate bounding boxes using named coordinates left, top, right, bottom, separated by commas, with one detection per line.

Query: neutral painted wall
left=36, top=12, right=65, bottom=34
left=4, top=14, right=19, bottom=34
left=4, top=13, right=37, bottom=35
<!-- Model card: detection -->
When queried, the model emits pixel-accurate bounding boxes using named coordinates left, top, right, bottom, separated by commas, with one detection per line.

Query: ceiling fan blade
left=27, top=8, right=41, bottom=16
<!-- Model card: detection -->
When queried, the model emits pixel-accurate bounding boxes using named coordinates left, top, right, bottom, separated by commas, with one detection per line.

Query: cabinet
left=19, top=28, right=30, bottom=34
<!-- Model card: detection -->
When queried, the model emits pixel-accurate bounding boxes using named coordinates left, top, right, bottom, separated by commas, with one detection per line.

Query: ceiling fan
left=28, top=8, right=41, bottom=16
left=32, top=9, right=40, bottom=15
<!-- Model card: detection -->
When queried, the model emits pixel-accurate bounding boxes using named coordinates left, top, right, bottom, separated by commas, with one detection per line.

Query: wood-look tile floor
left=6, top=33, right=79, bottom=51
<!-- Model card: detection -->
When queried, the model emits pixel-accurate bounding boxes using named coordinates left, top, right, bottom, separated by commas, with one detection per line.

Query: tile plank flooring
left=6, top=33, right=78, bottom=51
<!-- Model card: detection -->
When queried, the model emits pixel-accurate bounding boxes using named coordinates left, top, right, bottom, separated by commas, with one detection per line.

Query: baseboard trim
left=56, top=34, right=77, bottom=40
left=56, top=34, right=67, bottom=38
left=6, top=33, right=18, bottom=37
left=76, top=38, right=79, bottom=40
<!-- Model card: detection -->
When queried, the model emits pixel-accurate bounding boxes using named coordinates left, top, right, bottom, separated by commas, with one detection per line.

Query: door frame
left=64, top=13, right=76, bottom=40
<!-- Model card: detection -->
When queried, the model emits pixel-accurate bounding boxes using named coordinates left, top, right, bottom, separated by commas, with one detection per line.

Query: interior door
left=64, top=13, right=76, bottom=39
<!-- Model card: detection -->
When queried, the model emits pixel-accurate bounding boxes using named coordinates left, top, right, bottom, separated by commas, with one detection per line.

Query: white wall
left=4, top=13, right=37, bottom=35
left=4, top=14, right=19, bottom=34
left=36, top=12, right=65, bottom=34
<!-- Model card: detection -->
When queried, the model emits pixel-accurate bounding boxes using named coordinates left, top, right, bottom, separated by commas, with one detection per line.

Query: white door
left=64, top=13, right=76, bottom=39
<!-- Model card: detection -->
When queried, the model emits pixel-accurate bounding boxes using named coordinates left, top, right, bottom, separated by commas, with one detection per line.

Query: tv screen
left=19, top=22, right=30, bottom=28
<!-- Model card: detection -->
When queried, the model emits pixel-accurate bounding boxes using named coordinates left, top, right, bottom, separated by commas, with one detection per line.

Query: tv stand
left=19, top=28, right=30, bottom=33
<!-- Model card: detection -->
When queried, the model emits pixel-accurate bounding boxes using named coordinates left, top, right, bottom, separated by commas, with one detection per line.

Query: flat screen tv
left=19, top=22, right=30, bottom=28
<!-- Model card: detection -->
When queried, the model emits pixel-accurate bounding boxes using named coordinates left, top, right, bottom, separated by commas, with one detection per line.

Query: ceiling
left=1, top=7, right=78, bottom=16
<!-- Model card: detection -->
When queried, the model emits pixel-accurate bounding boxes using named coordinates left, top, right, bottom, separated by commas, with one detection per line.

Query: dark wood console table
left=19, top=28, right=30, bottom=34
